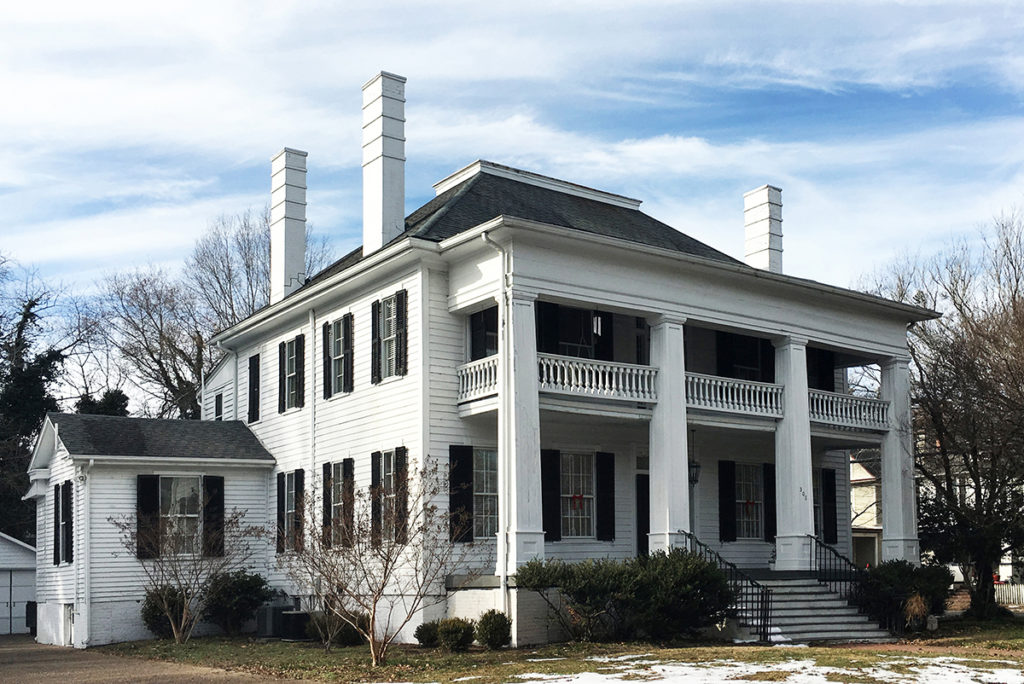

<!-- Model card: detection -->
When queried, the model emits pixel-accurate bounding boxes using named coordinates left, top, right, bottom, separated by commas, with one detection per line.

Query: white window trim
left=284, top=471, right=297, bottom=551
left=735, top=463, right=763, bottom=540
left=473, top=447, right=498, bottom=540
left=560, top=451, right=596, bottom=539
left=159, top=475, right=202, bottom=556
left=382, top=449, right=396, bottom=542
left=285, top=338, right=299, bottom=409
left=330, top=319, right=347, bottom=396
left=331, top=462, right=348, bottom=545
left=379, top=296, right=398, bottom=380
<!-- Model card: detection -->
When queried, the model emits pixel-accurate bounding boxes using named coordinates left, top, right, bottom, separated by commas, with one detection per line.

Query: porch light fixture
left=688, top=428, right=701, bottom=486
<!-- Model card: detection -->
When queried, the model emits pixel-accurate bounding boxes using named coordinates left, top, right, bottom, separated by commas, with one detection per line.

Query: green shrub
left=517, top=550, right=733, bottom=642
left=436, top=617, right=475, bottom=651
left=202, top=570, right=273, bottom=635
left=627, top=548, right=735, bottom=639
left=475, top=609, right=512, bottom=649
left=305, top=610, right=368, bottom=648
left=861, top=560, right=954, bottom=630
left=414, top=620, right=439, bottom=647
left=141, top=585, right=185, bottom=639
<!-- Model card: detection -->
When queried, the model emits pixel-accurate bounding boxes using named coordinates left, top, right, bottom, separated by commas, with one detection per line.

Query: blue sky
left=4, top=1, right=1024, bottom=291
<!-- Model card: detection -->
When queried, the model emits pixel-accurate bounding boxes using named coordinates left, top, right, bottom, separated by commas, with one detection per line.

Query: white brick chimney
left=270, top=147, right=307, bottom=305
left=362, top=71, right=407, bottom=255
left=743, top=184, right=783, bottom=273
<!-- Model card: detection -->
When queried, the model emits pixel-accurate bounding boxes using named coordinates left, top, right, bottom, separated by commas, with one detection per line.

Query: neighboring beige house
left=850, top=451, right=882, bottom=568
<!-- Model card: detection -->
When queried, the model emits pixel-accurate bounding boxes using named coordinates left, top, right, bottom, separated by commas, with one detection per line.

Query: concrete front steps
left=740, top=576, right=894, bottom=643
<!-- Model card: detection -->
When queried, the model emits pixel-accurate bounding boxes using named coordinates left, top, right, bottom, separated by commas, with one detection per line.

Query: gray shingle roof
left=301, top=164, right=737, bottom=292
left=47, top=413, right=274, bottom=462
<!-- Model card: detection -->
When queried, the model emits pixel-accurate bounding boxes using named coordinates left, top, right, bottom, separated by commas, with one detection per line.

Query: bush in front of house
left=517, top=550, right=732, bottom=642
left=414, top=620, right=439, bottom=647
left=202, top=570, right=274, bottom=635
left=860, top=560, right=954, bottom=630
left=436, top=617, right=475, bottom=651
left=475, top=609, right=512, bottom=649
left=141, top=585, right=186, bottom=639
left=306, top=609, right=369, bottom=648
left=626, top=548, right=735, bottom=640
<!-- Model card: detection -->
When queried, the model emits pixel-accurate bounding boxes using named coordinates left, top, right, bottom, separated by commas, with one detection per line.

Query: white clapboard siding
left=35, top=449, right=77, bottom=604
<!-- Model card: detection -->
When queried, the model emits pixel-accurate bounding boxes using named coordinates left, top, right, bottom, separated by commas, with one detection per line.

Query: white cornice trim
left=68, top=455, right=276, bottom=468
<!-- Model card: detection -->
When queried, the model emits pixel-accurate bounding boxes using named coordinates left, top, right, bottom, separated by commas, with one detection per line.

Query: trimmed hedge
left=437, top=617, right=475, bottom=651
left=414, top=620, right=439, bottom=647
left=475, top=609, right=512, bottom=649
left=202, top=570, right=273, bottom=635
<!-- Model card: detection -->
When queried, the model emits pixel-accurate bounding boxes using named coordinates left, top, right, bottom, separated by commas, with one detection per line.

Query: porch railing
left=681, top=531, right=772, bottom=642
left=537, top=353, right=658, bottom=402
left=456, top=356, right=499, bottom=403
left=685, top=372, right=783, bottom=418
left=808, top=390, right=889, bottom=430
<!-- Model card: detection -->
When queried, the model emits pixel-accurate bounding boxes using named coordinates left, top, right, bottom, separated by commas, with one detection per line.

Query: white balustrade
left=808, top=389, right=889, bottom=430
left=537, top=353, right=658, bottom=402
left=456, top=356, right=499, bottom=402
left=685, top=372, right=783, bottom=417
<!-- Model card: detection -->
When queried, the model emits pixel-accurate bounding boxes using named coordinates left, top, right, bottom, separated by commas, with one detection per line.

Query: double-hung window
left=284, top=471, right=297, bottom=549
left=277, top=335, right=305, bottom=412
left=473, top=448, right=498, bottom=539
left=812, top=468, right=823, bottom=538
left=381, top=449, right=396, bottom=540
left=371, top=290, right=407, bottom=383
left=214, top=393, right=223, bottom=421
left=324, top=314, right=353, bottom=398
left=735, top=464, right=763, bottom=539
left=285, top=340, right=298, bottom=408
left=275, top=469, right=304, bottom=553
left=160, top=476, right=201, bottom=556
left=331, top=320, right=346, bottom=393
left=53, top=481, right=73, bottom=565
left=560, top=452, right=595, bottom=538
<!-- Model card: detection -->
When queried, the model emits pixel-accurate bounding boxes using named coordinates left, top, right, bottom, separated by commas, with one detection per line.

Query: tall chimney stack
left=743, top=184, right=783, bottom=273
left=270, top=147, right=307, bottom=304
left=362, top=72, right=407, bottom=255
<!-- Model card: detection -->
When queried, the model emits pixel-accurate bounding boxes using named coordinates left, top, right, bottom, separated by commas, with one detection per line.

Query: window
left=277, top=335, right=305, bottom=412
left=560, top=452, right=595, bottom=538
left=160, top=476, right=201, bottom=555
left=247, top=354, right=260, bottom=423
left=371, top=447, right=407, bottom=545
left=214, top=393, right=223, bottom=421
left=473, top=448, right=498, bottom=539
left=323, top=314, right=353, bottom=398
left=276, top=469, right=304, bottom=553
left=735, top=464, right=763, bottom=539
left=382, top=450, right=396, bottom=540
left=469, top=307, right=499, bottom=361
left=372, top=291, right=407, bottom=383
left=329, top=460, right=354, bottom=546
left=812, top=468, right=823, bottom=538
left=53, top=481, right=73, bottom=565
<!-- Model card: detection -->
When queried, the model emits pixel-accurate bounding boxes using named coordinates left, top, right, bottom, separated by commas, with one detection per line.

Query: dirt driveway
left=0, top=634, right=286, bottom=682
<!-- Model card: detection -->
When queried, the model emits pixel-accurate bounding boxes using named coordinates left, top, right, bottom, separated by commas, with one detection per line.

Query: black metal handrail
left=806, top=534, right=865, bottom=601
left=681, top=531, right=772, bottom=642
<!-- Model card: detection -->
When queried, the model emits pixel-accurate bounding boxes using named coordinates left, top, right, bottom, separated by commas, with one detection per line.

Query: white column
left=774, top=336, right=815, bottom=570
left=648, top=315, right=690, bottom=550
left=880, top=357, right=920, bottom=563
left=498, top=290, right=544, bottom=572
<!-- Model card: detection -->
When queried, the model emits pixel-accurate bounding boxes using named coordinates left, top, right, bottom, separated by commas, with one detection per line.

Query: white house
left=30, top=71, right=934, bottom=646
left=0, top=532, right=35, bottom=635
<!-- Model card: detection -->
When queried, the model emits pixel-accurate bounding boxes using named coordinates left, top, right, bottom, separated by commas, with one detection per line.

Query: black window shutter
left=294, top=468, right=305, bottom=552
left=276, top=472, right=285, bottom=553
left=541, top=449, right=561, bottom=542
left=395, top=290, right=408, bottom=376
left=342, top=314, right=354, bottom=393
left=52, top=483, right=60, bottom=565
left=277, top=342, right=286, bottom=413
left=760, top=339, right=776, bottom=383
left=718, top=460, right=737, bottom=543
left=248, top=354, right=260, bottom=423
left=822, top=468, right=838, bottom=544
left=137, top=474, right=160, bottom=559
left=370, top=452, right=382, bottom=546
left=535, top=302, right=559, bottom=354
left=62, top=482, right=73, bottom=564
left=371, top=301, right=381, bottom=384
left=595, top=452, right=615, bottom=541
left=322, top=462, right=333, bottom=548
left=594, top=312, right=614, bottom=362
left=395, top=446, right=408, bottom=543
left=294, top=335, right=305, bottom=408
left=322, top=322, right=333, bottom=400
left=202, top=476, right=225, bottom=557
left=448, top=445, right=474, bottom=542
left=341, top=458, right=354, bottom=547
left=763, top=464, right=776, bottom=543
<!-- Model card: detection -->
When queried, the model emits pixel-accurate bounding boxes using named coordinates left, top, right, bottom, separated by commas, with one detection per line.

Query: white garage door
left=0, top=569, right=35, bottom=635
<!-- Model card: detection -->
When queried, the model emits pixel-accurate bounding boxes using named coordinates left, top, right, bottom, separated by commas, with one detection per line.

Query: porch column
left=498, top=290, right=545, bottom=573
left=648, top=314, right=690, bottom=550
left=774, top=336, right=815, bottom=570
left=880, top=356, right=919, bottom=563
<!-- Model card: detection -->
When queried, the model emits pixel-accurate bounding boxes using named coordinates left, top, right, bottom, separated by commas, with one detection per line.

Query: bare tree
left=872, top=211, right=1024, bottom=616
left=110, top=498, right=265, bottom=644
left=280, top=464, right=475, bottom=665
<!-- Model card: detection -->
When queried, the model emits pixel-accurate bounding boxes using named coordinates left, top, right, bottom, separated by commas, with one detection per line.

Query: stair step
left=770, top=630, right=892, bottom=642
left=767, top=615, right=879, bottom=627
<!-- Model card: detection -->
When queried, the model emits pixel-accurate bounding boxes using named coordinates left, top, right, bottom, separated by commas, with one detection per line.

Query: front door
left=636, top=474, right=649, bottom=556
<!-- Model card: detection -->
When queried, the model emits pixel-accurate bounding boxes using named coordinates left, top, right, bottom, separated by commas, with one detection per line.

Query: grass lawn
left=99, top=617, right=1024, bottom=683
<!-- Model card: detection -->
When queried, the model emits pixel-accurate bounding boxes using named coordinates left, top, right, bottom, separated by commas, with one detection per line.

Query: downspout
left=79, top=458, right=94, bottom=647
left=308, top=309, right=317, bottom=490
left=481, top=232, right=511, bottom=615
left=215, top=341, right=238, bottom=421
